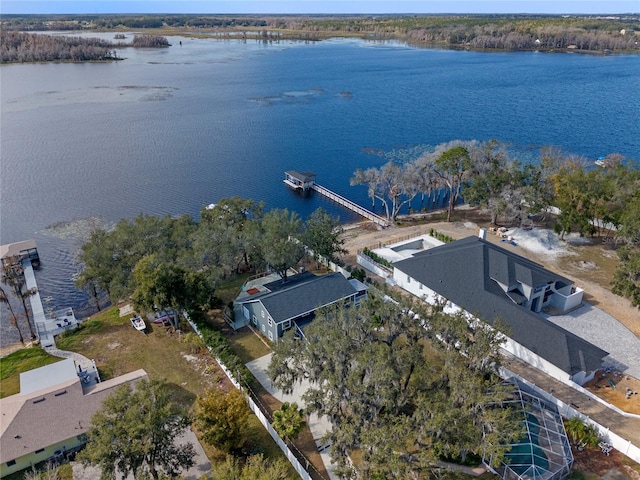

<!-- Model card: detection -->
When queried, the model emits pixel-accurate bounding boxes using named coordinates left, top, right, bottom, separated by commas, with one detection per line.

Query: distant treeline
left=0, top=14, right=268, bottom=30
left=1, top=13, right=639, bottom=52
left=292, top=15, right=640, bottom=51
left=0, top=32, right=168, bottom=63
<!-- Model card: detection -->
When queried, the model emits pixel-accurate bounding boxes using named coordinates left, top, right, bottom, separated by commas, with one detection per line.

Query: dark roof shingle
left=394, top=236, right=607, bottom=375
left=241, top=272, right=356, bottom=324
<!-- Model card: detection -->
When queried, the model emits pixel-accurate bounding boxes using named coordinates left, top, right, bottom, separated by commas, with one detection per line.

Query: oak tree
left=80, top=380, right=195, bottom=480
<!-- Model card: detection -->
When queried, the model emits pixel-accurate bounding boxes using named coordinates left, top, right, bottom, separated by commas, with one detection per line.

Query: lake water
left=1, top=35, right=639, bottom=346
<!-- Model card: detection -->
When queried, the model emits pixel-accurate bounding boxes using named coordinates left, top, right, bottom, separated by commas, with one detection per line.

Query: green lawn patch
left=53, top=305, right=295, bottom=474
left=0, top=347, right=62, bottom=398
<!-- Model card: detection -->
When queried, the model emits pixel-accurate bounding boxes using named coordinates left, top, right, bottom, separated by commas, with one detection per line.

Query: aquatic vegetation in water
left=42, top=216, right=110, bottom=240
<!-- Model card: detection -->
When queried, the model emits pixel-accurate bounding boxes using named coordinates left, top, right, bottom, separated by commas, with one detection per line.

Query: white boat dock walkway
left=284, top=170, right=390, bottom=228
left=311, top=183, right=390, bottom=228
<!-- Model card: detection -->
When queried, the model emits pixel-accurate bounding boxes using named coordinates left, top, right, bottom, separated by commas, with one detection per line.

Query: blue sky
left=1, top=1, right=638, bottom=15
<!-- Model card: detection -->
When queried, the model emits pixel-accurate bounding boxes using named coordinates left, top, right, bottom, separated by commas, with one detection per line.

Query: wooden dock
left=284, top=171, right=390, bottom=228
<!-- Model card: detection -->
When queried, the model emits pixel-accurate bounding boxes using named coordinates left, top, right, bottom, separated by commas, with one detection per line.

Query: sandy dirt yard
left=339, top=207, right=639, bottom=338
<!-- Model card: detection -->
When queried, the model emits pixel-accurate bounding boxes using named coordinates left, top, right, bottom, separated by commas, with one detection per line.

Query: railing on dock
left=312, top=184, right=390, bottom=228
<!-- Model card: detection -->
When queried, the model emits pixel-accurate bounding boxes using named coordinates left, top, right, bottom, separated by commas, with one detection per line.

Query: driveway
left=246, top=353, right=337, bottom=479
left=71, top=428, right=210, bottom=480
left=543, top=303, right=640, bottom=380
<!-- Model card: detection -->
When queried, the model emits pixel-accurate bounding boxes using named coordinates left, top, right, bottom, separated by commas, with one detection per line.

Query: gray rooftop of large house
left=394, top=236, right=608, bottom=376
left=239, top=271, right=357, bottom=324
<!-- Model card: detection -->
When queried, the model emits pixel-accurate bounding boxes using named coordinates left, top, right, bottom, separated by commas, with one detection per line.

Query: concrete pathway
left=246, top=353, right=337, bottom=479
left=43, top=344, right=101, bottom=388
left=543, top=304, right=640, bottom=380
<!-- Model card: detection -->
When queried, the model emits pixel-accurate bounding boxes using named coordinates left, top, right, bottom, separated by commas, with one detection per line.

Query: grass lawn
left=52, top=306, right=297, bottom=477
left=0, top=347, right=63, bottom=398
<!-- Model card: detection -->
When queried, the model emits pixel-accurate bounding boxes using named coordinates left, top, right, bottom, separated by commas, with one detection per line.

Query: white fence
left=501, top=367, right=640, bottom=464
left=186, top=315, right=314, bottom=480
left=356, top=252, right=392, bottom=279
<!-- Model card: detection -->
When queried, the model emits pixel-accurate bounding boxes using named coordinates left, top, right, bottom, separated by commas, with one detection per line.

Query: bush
left=349, top=267, right=367, bottom=282
left=429, top=229, right=455, bottom=243
left=187, top=310, right=251, bottom=385
left=362, top=247, right=393, bottom=269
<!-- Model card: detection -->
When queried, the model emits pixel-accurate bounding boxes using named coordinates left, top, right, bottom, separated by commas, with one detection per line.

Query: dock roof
left=0, top=239, right=37, bottom=260
left=284, top=170, right=316, bottom=183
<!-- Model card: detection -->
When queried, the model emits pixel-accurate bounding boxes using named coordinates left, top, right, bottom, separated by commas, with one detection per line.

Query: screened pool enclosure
left=484, top=378, right=574, bottom=480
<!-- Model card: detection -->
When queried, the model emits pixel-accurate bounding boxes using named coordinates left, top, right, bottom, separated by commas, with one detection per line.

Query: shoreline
left=2, top=207, right=635, bottom=355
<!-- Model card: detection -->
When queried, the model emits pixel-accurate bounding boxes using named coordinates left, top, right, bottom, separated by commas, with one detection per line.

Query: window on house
left=268, top=317, right=273, bottom=327
left=407, top=275, right=411, bottom=283
left=268, top=331, right=273, bottom=341
left=261, top=324, right=265, bottom=332
left=7, top=460, right=16, bottom=467
left=252, top=315, right=257, bottom=326
left=282, top=319, right=292, bottom=330
left=419, top=283, right=423, bottom=290
left=35, top=448, right=45, bottom=454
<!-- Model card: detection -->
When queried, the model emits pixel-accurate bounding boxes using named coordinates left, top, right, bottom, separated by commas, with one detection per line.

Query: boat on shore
left=130, top=315, right=146, bottom=332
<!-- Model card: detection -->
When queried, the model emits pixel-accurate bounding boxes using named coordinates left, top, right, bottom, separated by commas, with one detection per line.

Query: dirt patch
left=573, top=447, right=638, bottom=479
left=585, top=372, right=640, bottom=415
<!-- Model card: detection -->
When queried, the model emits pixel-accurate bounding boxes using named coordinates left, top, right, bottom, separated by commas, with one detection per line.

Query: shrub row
left=429, top=229, right=455, bottom=243
left=362, top=247, right=394, bottom=269
left=186, top=309, right=252, bottom=386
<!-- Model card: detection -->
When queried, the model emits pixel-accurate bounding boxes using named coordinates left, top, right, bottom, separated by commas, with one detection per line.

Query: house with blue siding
left=233, top=271, right=366, bottom=341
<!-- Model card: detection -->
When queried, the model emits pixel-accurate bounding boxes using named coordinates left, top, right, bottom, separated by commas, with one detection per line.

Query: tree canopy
left=268, top=295, right=522, bottom=478
left=210, top=453, right=294, bottom=480
left=260, top=209, right=306, bottom=281
left=301, top=208, right=347, bottom=266
left=79, top=379, right=195, bottom=480
left=193, top=386, right=251, bottom=453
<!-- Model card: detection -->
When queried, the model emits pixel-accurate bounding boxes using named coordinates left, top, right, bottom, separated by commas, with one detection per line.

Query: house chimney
left=478, top=228, right=487, bottom=240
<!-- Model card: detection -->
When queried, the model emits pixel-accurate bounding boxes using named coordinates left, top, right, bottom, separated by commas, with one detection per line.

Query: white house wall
left=357, top=253, right=391, bottom=279
left=549, top=287, right=583, bottom=313
left=393, top=268, right=578, bottom=386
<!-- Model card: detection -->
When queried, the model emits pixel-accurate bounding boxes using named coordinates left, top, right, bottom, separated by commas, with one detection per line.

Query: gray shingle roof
left=394, top=236, right=607, bottom=375
left=241, top=272, right=356, bottom=324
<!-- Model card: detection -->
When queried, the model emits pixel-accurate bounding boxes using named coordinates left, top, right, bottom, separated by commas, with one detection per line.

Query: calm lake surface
left=1, top=36, right=639, bottom=345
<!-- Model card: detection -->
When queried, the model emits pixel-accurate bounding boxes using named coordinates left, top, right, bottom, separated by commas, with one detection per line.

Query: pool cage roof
left=484, top=378, right=574, bottom=480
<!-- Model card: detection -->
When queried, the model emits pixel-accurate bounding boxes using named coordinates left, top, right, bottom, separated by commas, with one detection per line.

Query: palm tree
left=0, top=285, right=24, bottom=345
left=272, top=402, right=306, bottom=442
left=564, top=416, right=599, bottom=449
